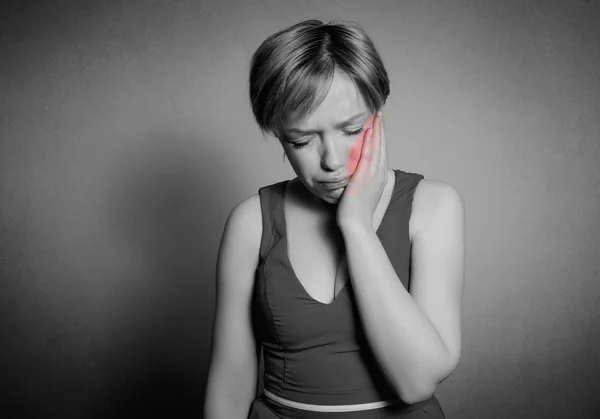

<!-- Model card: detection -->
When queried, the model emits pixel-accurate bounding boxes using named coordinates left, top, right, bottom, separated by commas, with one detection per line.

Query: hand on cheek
left=346, top=113, right=377, bottom=179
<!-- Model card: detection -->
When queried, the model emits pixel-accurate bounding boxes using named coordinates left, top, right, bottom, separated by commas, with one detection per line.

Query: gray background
left=1, top=1, right=599, bottom=418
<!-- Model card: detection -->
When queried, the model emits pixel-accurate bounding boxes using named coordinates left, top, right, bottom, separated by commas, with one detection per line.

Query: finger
left=360, top=126, right=375, bottom=188
left=362, top=114, right=376, bottom=158
left=372, top=112, right=381, bottom=169
left=355, top=126, right=372, bottom=186
left=378, top=112, right=386, bottom=174
left=367, top=125, right=375, bottom=160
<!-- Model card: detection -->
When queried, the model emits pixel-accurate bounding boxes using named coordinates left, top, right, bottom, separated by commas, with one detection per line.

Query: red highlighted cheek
left=346, top=113, right=376, bottom=178
left=346, top=137, right=363, bottom=176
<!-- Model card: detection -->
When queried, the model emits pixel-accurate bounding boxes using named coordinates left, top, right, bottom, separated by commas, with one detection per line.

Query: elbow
left=399, top=382, right=437, bottom=405
left=391, top=373, right=437, bottom=405
left=397, top=360, right=458, bottom=405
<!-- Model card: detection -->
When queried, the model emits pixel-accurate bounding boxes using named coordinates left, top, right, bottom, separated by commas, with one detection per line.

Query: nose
left=320, top=135, right=346, bottom=173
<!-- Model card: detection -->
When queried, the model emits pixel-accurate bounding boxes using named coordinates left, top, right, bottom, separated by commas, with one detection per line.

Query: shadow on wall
left=88, top=128, right=229, bottom=417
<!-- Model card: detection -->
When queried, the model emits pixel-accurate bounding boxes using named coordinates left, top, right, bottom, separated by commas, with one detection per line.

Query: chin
left=319, top=192, right=342, bottom=205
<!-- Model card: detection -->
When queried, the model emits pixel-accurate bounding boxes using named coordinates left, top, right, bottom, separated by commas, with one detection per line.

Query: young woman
left=205, top=19, right=465, bottom=419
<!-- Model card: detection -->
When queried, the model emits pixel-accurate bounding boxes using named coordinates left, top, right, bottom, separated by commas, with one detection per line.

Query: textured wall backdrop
left=1, top=1, right=599, bottom=418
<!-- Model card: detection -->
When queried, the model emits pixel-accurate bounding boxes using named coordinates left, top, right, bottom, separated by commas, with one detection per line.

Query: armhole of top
left=405, top=173, right=425, bottom=244
left=406, top=173, right=424, bottom=289
left=406, top=173, right=424, bottom=214
left=257, top=187, right=273, bottom=263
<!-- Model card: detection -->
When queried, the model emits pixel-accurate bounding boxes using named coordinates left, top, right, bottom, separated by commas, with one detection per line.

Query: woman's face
left=279, top=71, right=376, bottom=207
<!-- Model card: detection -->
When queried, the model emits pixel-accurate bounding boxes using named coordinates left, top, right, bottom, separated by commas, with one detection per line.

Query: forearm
left=204, top=374, right=256, bottom=419
left=340, top=223, right=454, bottom=402
left=204, top=397, right=252, bottom=419
left=204, top=390, right=254, bottom=419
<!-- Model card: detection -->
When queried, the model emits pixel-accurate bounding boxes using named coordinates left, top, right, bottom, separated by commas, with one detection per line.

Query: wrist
left=338, top=220, right=375, bottom=236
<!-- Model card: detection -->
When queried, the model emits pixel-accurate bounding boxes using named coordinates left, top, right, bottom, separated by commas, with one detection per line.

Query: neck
left=292, top=178, right=337, bottom=214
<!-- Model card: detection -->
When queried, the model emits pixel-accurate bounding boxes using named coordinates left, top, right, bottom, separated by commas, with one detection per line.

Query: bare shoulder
left=217, top=192, right=264, bottom=296
left=410, top=179, right=464, bottom=240
left=227, top=192, right=263, bottom=252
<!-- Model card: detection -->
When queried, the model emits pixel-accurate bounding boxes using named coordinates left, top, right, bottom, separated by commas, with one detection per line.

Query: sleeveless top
left=252, top=169, right=424, bottom=406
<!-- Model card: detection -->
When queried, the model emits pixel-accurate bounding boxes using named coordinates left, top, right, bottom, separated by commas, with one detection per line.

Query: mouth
left=319, top=177, right=350, bottom=190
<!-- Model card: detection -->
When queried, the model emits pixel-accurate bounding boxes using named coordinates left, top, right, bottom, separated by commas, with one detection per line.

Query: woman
left=205, top=19, right=465, bottom=419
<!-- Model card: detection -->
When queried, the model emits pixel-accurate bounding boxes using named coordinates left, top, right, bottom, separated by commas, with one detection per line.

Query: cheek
left=345, top=113, right=376, bottom=177
left=346, top=135, right=363, bottom=176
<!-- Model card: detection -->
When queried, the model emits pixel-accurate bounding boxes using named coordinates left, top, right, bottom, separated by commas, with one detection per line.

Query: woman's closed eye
left=291, top=127, right=365, bottom=149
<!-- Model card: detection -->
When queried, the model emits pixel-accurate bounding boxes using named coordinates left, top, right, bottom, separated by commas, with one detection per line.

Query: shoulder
left=229, top=178, right=289, bottom=241
left=233, top=191, right=261, bottom=213
left=224, top=192, right=263, bottom=251
left=231, top=192, right=262, bottom=229
left=410, top=179, right=465, bottom=241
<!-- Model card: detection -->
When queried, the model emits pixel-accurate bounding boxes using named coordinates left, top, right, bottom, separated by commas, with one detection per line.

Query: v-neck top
left=252, top=169, right=424, bottom=406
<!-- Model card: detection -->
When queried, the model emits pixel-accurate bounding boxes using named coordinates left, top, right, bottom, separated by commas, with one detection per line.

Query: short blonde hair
left=248, top=19, right=390, bottom=140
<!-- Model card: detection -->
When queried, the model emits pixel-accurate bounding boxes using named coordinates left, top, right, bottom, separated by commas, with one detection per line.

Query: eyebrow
left=286, top=112, right=368, bottom=135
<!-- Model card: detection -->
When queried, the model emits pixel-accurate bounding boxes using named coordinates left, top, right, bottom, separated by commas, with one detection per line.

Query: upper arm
left=206, top=193, right=263, bottom=403
left=409, top=180, right=466, bottom=372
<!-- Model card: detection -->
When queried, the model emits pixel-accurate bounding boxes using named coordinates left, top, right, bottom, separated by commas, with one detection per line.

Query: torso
left=282, top=169, right=414, bottom=305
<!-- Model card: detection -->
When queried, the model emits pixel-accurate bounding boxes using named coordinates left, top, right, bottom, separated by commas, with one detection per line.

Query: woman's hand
left=337, top=111, right=388, bottom=231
